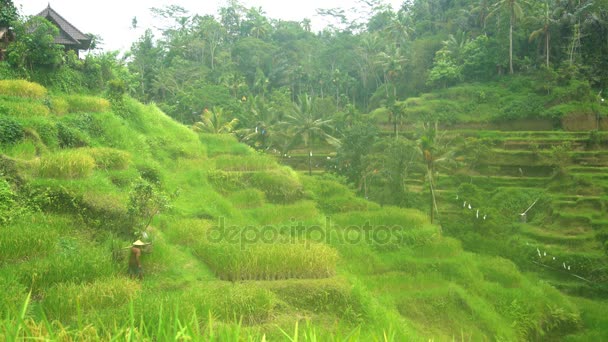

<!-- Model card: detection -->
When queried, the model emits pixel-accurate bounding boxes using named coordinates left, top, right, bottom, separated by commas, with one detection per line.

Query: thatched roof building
left=36, top=4, right=91, bottom=51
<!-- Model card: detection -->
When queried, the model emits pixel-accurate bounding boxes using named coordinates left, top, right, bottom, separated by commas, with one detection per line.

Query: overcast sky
left=14, top=0, right=404, bottom=52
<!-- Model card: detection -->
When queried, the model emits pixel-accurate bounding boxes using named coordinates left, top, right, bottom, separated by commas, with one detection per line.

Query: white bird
left=456, top=194, right=459, bottom=200
left=568, top=266, right=571, bottom=271
left=476, top=209, right=479, bottom=218
left=483, top=215, right=487, bottom=220
left=537, top=248, right=541, bottom=257
left=543, top=252, right=546, bottom=256
left=563, top=262, right=566, bottom=269
left=463, top=201, right=467, bottom=208
left=553, top=257, right=556, bottom=260
left=468, top=204, right=472, bottom=210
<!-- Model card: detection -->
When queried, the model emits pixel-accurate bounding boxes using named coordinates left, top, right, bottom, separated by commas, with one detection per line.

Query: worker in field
left=128, top=240, right=146, bottom=280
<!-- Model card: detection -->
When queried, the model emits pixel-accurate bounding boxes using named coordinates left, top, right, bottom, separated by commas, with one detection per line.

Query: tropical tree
left=418, top=122, right=457, bottom=224
left=529, top=0, right=558, bottom=67
left=487, top=0, right=530, bottom=74
left=192, top=107, right=239, bottom=134
left=283, top=95, right=340, bottom=175
left=7, top=16, right=63, bottom=72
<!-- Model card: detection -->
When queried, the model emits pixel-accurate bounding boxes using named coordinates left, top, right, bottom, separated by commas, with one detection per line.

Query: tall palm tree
left=487, top=0, right=530, bottom=74
left=283, top=95, right=340, bottom=175
left=529, top=0, right=558, bottom=67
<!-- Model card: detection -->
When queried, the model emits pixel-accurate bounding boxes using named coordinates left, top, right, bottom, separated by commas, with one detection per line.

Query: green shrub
left=37, top=150, right=96, bottom=179
left=0, top=80, right=47, bottom=98
left=19, top=117, right=58, bottom=148
left=56, top=122, right=90, bottom=148
left=498, top=95, right=544, bottom=120
left=0, top=116, right=24, bottom=144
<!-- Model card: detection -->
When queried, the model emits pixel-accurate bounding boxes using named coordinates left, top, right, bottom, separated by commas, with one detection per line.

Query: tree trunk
left=546, top=31, right=550, bottom=68
left=509, top=10, right=514, bottom=74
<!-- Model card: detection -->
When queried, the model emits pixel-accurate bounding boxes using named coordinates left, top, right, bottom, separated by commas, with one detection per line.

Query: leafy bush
left=37, top=150, right=96, bottom=179
left=0, top=80, right=47, bottom=98
left=0, top=116, right=24, bottom=144
left=498, top=95, right=544, bottom=120
left=56, top=122, right=90, bottom=148
left=20, top=117, right=58, bottom=148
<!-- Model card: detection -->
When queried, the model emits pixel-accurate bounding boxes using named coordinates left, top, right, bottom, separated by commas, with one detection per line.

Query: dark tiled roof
left=36, top=4, right=91, bottom=50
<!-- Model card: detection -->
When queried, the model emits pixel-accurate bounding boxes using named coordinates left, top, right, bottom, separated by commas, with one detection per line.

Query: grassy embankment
left=0, top=80, right=588, bottom=340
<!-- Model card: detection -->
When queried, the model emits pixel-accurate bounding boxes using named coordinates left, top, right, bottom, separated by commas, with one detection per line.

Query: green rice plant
left=332, top=206, right=428, bottom=231
left=0, top=80, right=47, bottom=98
left=245, top=168, right=303, bottom=203
left=213, top=153, right=276, bottom=171
left=197, top=241, right=338, bottom=281
left=264, top=278, right=368, bottom=322
left=0, top=213, right=60, bottom=263
left=37, top=150, right=96, bottom=179
left=200, top=133, right=251, bottom=157
left=207, top=283, right=277, bottom=323
left=63, top=95, right=110, bottom=113
left=0, top=271, right=28, bottom=315
left=83, top=147, right=131, bottom=170
left=207, top=170, right=245, bottom=194
left=17, top=243, right=115, bottom=293
left=2, top=139, right=39, bottom=159
left=41, top=277, right=141, bottom=323
left=0, top=100, right=50, bottom=118
left=48, top=97, right=69, bottom=115
left=228, top=189, right=266, bottom=209
left=245, top=201, right=319, bottom=225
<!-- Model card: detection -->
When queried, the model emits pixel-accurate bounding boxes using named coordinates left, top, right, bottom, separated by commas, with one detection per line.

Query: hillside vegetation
left=0, top=80, right=594, bottom=340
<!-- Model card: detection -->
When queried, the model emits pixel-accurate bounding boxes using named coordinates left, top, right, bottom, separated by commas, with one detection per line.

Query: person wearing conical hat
left=128, top=240, right=146, bottom=279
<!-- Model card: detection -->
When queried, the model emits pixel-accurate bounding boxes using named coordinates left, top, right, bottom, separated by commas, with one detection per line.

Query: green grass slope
left=0, top=80, right=584, bottom=340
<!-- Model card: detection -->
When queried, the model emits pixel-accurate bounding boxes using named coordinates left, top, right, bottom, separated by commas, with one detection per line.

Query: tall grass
left=83, top=147, right=131, bottom=170
left=37, top=150, right=96, bottom=179
left=62, top=95, right=111, bottom=113
left=213, top=153, right=277, bottom=171
left=198, top=242, right=338, bottom=281
left=0, top=99, right=50, bottom=117
left=0, top=80, right=47, bottom=98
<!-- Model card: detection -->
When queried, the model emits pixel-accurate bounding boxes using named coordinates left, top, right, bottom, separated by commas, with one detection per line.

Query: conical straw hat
left=132, top=240, right=147, bottom=246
